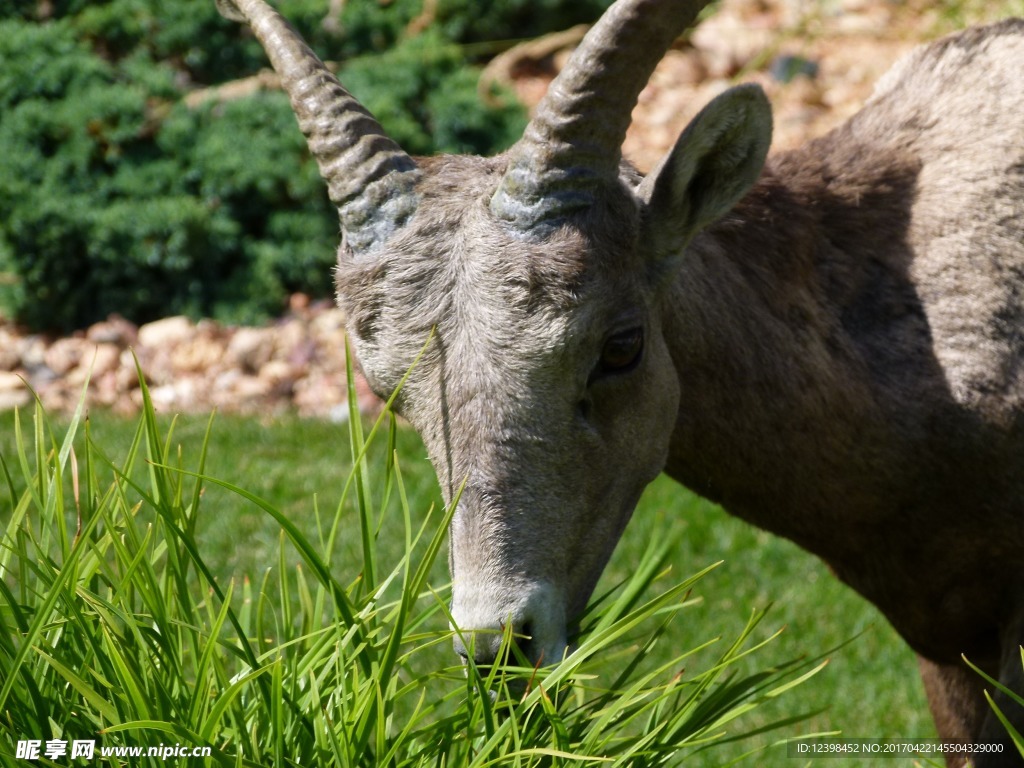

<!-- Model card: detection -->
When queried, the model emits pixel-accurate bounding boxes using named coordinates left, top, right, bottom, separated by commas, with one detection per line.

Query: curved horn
left=216, top=0, right=419, bottom=254
left=491, top=0, right=710, bottom=230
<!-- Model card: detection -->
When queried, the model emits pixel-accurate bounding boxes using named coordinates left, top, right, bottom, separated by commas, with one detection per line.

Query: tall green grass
left=0, top=377, right=824, bottom=766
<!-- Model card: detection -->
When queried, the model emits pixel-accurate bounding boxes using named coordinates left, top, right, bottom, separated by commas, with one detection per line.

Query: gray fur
left=220, top=1, right=1024, bottom=763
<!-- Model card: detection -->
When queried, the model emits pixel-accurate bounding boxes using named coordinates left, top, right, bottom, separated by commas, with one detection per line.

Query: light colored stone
left=226, top=327, right=276, bottom=373
left=86, top=316, right=137, bottom=347
left=0, top=328, right=21, bottom=370
left=138, top=315, right=194, bottom=349
left=117, top=349, right=143, bottom=388
left=0, top=370, right=27, bottom=391
left=44, top=337, right=86, bottom=376
left=0, top=371, right=30, bottom=410
left=170, top=324, right=227, bottom=373
left=225, top=374, right=270, bottom=403
left=0, top=389, right=32, bottom=410
left=289, top=292, right=311, bottom=313
left=17, top=336, right=47, bottom=371
left=148, top=377, right=201, bottom=411
left=272, top=318, right=308, bottom=361
left=65, top=343, right=121, bottom=387
left=90, top=343, right=123, bottom=377
left=691, top=5, right=774, bottom=79
left=260, top=359, right=297, bottom=386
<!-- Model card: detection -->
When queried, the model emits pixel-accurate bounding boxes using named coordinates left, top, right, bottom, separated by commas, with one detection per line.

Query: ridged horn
left=491, top=0, right=710, bottom=230
left=216, top=0, right=420, bottom=254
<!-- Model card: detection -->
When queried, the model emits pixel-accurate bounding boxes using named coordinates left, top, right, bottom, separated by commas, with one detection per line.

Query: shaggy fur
left=663, top=22, right=1024, bottom=765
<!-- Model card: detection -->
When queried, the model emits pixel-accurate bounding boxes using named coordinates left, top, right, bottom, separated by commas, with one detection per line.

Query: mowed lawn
left=0, top=407, right=931, bottom=765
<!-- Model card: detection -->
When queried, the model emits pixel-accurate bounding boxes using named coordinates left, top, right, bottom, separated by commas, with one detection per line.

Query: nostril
left=453, top=634, right=470, bottom=663
left=451, top=622, right=540, bottom=667
left=512, top=621, right=537, bottom=665
left=452, top=627, right=505, bottom=667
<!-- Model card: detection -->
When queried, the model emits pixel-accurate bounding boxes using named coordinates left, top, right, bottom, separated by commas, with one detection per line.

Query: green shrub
left=342, top=29, right=526, bottom=155
left=0, top=43, right=335, bottom=330
left=0, top=0, right=560, bottom=332
left=336, top=0, right=613, bottom=57
left=437, top=0, right=613, bottom=46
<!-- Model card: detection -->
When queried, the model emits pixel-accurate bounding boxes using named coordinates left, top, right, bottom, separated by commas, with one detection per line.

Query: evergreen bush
left=0, top=0, right=608, bottom=332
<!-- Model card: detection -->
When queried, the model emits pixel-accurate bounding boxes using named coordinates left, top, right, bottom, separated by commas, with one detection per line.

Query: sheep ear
left=638, top=84, right=772, bottom=267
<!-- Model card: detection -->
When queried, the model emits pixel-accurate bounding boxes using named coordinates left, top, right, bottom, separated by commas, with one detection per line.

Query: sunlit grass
left=0, top=375, right=827, bottom=766
left=0, top=402, right=932, bottom=767
left=0, top=410, right=931, bottom=766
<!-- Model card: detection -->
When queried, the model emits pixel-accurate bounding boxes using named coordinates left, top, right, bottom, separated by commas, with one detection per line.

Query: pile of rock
left=0, top=296, right=381, bottom=419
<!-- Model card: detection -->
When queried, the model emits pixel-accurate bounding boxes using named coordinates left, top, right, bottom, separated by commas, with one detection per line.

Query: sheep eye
left=598, top=327, right=644, bottom=374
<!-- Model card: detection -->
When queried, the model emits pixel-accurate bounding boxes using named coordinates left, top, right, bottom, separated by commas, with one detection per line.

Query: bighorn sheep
left=215, top=0, right=1024, bottom=763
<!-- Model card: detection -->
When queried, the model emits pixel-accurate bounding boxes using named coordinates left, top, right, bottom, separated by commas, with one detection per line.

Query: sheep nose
left=450, top=582, right=567, bottom=668
left=451, top=621, right=539, bottom=666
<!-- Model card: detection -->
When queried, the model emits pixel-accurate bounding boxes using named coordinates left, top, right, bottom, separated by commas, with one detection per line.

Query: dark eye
left=597, top=327, right=644, bottom=375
